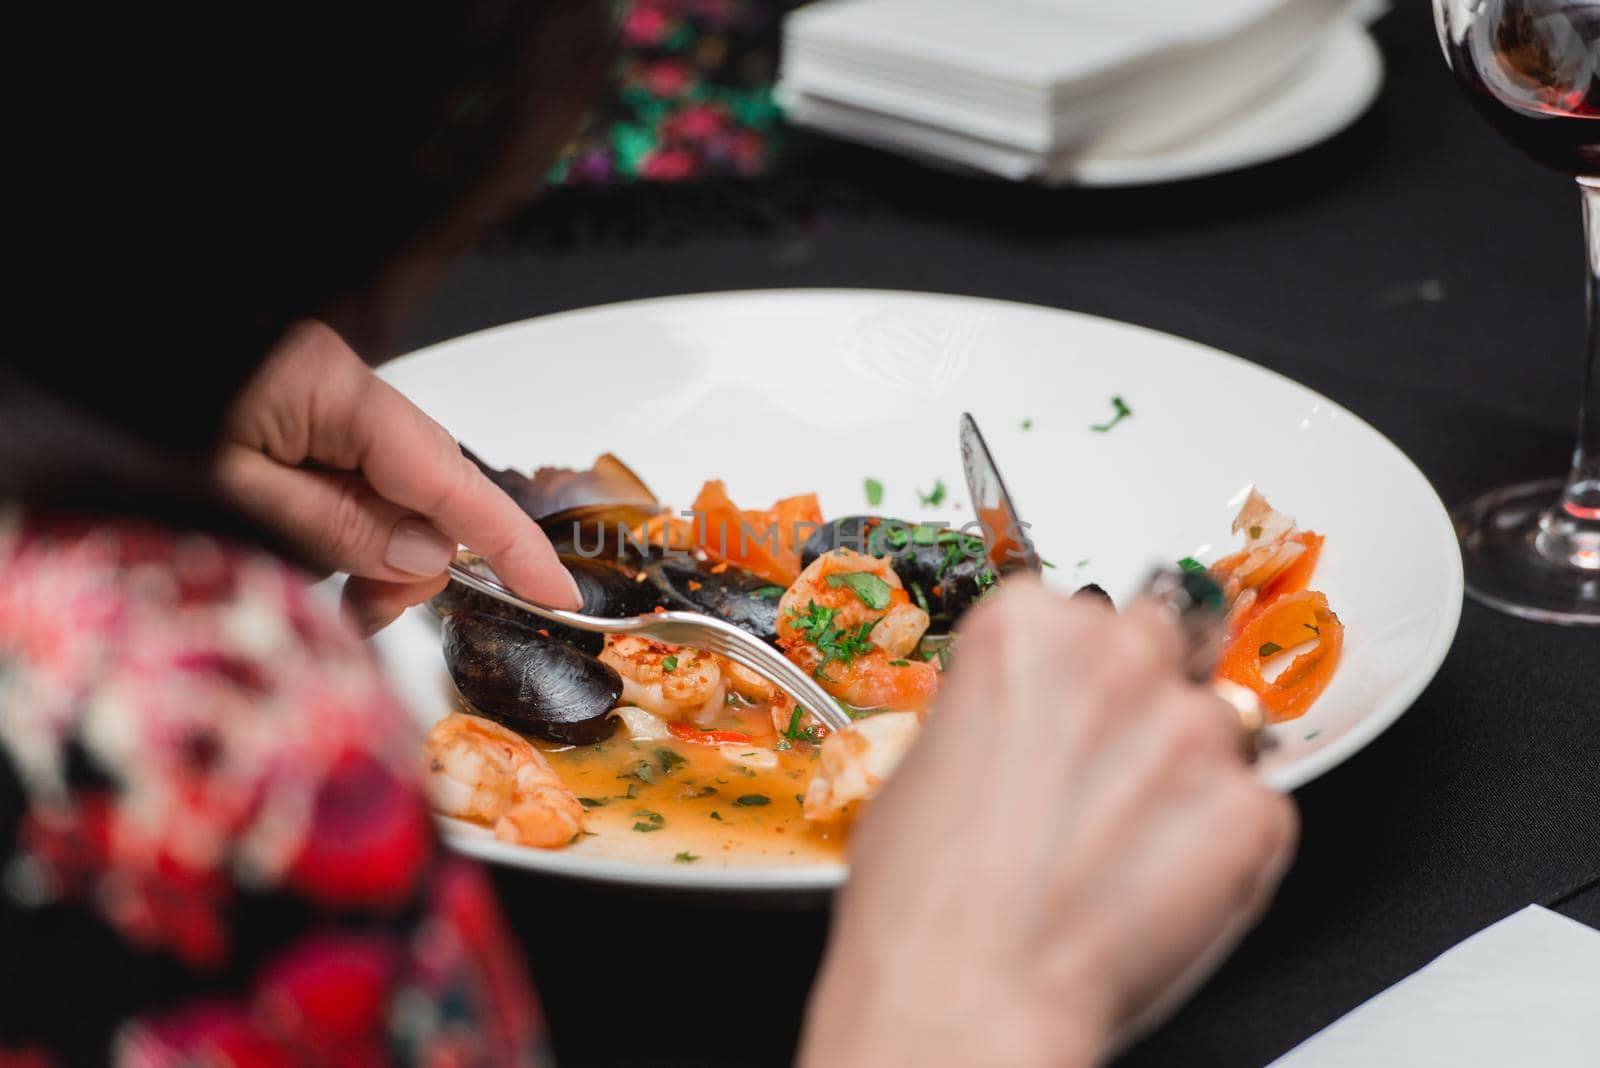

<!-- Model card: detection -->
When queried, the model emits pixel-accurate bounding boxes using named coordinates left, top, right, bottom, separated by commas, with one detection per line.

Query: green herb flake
left=864, top=478, right=884, bottom=506
left=655, top=748, right=686, bottom=774
left=708, top=810, right=722, bottom=821
left=1076, top=558, right=1091, bottom=568
left=577, top=797, right=608, bottom=809
left=674, top=851, right=701, bottom=863
left=825, top=570, right=893, bottom=610
left=888, top=659, right=909, bottom=667
left=1090, top=395, right=1133, bottom=433
left=1305, top=729, right=1323, bottom=741
left=633, top=809, right=664, bottom=824
left=632, top=822, right=664, bottom=833
left=1259, top=642, right=1284, bottom=657
left=1039, top=558, right=1057, bottom=569
left=753, top=585, right=785, bottom=599
left=909, top=581, right=930, bottom=613
left=785, top=704, right=805, bottom=742
left=1177, top=557, right=1206, bottom=574
left=795, top=794, right=806, bottom=805
left=662, top=655, right=679, bottom=673
left=1021, top=418, right=1033, bottom=430
left=734, top=794, right=771, bottom=807
left=917, top=480, right=947, bottom=507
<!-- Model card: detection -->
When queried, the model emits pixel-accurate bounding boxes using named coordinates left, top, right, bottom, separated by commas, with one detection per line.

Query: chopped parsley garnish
left=753, top=585, right=785, bottom=599
left=864, top=478, right=884, bottom=506
left=909, top=581, right=930, bottom=613
left=1259, top=642, right=1284, bottom=657
left=785, top=704, right=805, bottom=742
left=974, top=567, right=997, bottom=592
left=786, top=601, right=878, bottom=679
left=674, top=852, right=700, bottom=863
left=654, top=747, right=686, bottom=773
left=661, top=655, right=679, bottom=673
left=825, top=571, right=892, bottom=610
left=633, top=809, right=664, bottom=824
left=632, top=822, right=664, bottom=833
left=888, top=659, right=909, bottom=667
left=1090, top=395, right=1133, bottom=433
left=1039, top=558, right=1057, bottom=569
left=917, top=480, right=947, bottom=507
left=795, top=794, right=806, bottom=805
left=577, top=797, right=608, bottom=809
left=708, top=810, right=723, bottom=820
left=1178, top=557, right=1207, bottom=574
left=912, top=525, right=940, bottom=546
left=1076, top=558, right=1091, bottom=568
left=734, top=794, right=771, bottom=807
left=622, top=761, right=658, bottom=784
left=1021, top=418, right=1033, bottom=430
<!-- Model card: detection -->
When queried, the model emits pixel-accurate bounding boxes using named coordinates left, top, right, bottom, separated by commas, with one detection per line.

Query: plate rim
left=384, top=287, right=1463, bottom=892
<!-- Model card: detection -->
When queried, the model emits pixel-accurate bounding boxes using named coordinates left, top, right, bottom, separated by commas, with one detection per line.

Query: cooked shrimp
left=802, top=711, right=921, bottom=823
left=598, top=635, right=727, bottom=725
left=777, top=549, right=940, bottom=712
left=778, top=549, right=928, bottom=657
left=423, top=713, right=582, bottom=848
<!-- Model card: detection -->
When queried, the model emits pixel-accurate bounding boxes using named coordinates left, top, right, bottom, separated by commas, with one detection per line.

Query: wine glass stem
left=1540, top=178, right=1600, bottom=569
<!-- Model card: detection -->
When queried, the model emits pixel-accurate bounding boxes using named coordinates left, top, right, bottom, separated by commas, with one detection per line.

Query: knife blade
left=958, top=412, right=1041, bottom=574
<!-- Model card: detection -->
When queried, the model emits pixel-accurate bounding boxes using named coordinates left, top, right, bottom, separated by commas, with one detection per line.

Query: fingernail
left=384, top=518, right=454, bottom=576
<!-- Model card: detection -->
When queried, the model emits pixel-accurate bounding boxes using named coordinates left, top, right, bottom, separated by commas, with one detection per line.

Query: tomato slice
left=667, top=722, right=755, bottom=746
left=691, top=480, right=819, bottom=586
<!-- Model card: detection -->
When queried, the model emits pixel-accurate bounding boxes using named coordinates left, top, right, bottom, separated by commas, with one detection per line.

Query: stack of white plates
left=778, top=0, right=1381, bottom=186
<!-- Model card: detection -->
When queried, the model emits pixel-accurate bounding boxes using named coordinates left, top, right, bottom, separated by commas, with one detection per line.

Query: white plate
left=781, top=21, right=1383, bottom=188
left=1072, top=20, right=1382, bottom=186
left=375, top=289, right=1461, bottom=893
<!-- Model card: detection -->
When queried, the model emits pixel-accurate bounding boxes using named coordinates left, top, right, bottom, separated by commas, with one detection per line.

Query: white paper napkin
left=1269, top=906, right=1600, bottom=1068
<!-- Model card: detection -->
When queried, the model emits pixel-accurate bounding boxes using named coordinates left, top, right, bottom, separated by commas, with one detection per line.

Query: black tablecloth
left=394, top=6, right=1599, bottom=1065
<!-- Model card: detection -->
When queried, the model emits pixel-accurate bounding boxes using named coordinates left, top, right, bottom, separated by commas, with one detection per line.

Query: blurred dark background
left=379, top=3, right=1598, bottom=1066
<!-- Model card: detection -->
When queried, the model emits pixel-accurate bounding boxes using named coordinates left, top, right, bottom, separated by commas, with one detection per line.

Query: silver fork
left=444, top=562, right=854, bottom=732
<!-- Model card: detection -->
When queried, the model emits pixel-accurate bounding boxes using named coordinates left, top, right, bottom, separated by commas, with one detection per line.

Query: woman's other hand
left=800, top=581, right=1298, bottom=1068
left=217, top=320, right=580, bottom=634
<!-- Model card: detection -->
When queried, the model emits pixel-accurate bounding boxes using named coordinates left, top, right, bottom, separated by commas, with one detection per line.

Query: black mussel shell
left=443, top=612, right=622, bottom=745
left=801, top=515, right=999, bottom=633
left=432, top=555, right=664, bottom=655
left=643, top=556, right=783, bottom=643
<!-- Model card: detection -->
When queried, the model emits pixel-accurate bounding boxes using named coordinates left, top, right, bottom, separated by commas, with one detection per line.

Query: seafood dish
left=423, top=454, right=1343, bottom=862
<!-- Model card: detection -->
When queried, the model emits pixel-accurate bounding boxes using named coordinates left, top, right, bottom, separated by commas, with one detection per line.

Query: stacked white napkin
left=778, top=0, right=1351, bottom=182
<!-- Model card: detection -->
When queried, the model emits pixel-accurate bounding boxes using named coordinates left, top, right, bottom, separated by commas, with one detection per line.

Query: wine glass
left=1434, top=0, right=1600, bottom=625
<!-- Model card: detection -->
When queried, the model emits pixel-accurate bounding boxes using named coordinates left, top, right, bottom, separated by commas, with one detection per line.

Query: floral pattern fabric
left=0, top=511, right=549, bottom=1067
left=550, top=0, right=789, bottom=185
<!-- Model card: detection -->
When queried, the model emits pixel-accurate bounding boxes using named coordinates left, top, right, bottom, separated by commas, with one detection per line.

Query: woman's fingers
left=216, top=446, right=457, bottom=582
left=226, top=320, right=581, bottom=610
left=342, top=573, right=450, bottom=637
left=341, top=376, right=580, bottom=608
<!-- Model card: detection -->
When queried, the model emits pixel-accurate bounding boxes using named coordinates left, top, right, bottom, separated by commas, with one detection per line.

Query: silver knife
left=958, top=412, right=1041, bottom=574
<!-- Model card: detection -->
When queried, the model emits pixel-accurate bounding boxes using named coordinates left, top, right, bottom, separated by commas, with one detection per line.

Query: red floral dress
left=0, top=511, right=551, bottom=1067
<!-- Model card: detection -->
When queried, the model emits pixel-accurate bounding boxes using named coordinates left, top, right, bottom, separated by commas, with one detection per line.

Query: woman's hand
left=799, top=581, right=1297, bottom=1068
left=217, top=320, right=581, bottom=634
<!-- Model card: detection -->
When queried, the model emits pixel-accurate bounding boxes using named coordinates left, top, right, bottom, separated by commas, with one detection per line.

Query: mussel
left=464, top=447, right=662, bottom=560
left=432, top=554, right=664, bottom=654
left=801, top=515, right=1001, bottom=632
left=442, top=612, right=623, bottom=744
left=643, top=555, right=783, bottom=643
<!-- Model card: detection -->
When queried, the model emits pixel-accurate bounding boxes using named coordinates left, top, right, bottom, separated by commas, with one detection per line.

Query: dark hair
left=3, top=0, right=613, bottom=532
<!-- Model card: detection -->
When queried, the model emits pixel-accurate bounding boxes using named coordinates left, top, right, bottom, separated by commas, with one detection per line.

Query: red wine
left=1445, top=0, right=1599, bottom=175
